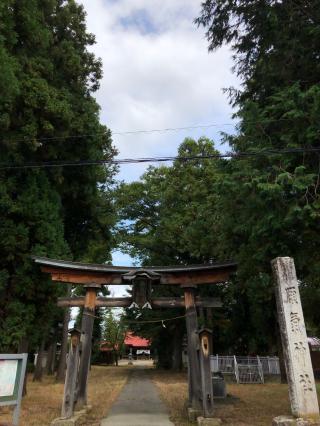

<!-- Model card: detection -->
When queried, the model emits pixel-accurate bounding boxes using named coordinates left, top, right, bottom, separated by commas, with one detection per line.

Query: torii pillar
left=77, top=284, right=99, bottom=409
left=182, top=284, right=201, bottom=410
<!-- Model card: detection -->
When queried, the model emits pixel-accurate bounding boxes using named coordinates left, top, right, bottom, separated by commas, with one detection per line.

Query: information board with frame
left=0, top=353, right=27, bottom=426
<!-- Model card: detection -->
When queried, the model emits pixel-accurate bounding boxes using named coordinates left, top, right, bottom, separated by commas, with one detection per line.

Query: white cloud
left=79, top=0, right=239, bottom=182
left=77, top=0, right=239, bottom=276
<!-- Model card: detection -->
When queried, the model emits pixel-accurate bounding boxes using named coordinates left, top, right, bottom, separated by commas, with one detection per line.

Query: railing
left=210, top=355, right=280, bottom=380
left=258, top=356, right=280, bottom=375
left=210, top=355, right=235, bottom=374
left=236, top=363, right=264, bottom=384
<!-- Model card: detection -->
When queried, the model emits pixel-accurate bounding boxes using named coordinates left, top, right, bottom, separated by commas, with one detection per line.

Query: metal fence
left=258, top=356, right=280, bottom=375
left=210, top=355, right=235, bottom=374
left=236, top=363, right=264, bottom=384
left=210, top=355, right=280, bottom=384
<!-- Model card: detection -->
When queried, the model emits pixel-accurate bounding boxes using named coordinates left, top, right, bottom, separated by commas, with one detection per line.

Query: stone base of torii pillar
left=273, top=415, right=320, bottom=426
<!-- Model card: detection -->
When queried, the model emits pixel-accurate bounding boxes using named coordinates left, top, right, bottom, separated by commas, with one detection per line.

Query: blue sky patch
left=119, top=9, right=158, bottom=34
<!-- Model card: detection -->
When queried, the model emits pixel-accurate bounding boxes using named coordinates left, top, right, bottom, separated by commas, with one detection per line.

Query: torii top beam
left=33, top=256, right=237, bottom=286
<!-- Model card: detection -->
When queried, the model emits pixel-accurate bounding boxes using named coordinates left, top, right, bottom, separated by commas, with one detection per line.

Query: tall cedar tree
left=117, top=138, right=229, bottom=366
left=0, top=0, right=116, bottom=351
left=196, top=0, right=320, bottom=351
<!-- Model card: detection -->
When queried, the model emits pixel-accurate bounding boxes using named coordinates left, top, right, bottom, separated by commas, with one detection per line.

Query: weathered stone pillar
left=272, top=257, right=319, bottom=421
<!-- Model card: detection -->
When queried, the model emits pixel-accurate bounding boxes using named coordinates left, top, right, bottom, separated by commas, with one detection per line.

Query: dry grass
left=85, top=365, right=130, bottom=425
left=151, top=370, right=193, bottom=426
left=0, top=365, right=130, bottom=426
left=1, top=366, right=318, bottom=426
left=151, top=370, right=295, bottom=426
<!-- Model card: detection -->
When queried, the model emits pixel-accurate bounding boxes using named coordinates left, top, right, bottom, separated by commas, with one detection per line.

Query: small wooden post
left=182, top=284, right=201, bottom=410
left=76, top=285, right=98, bottom=409
left=62, top=328, right=81, bottom=418
left=198, top=328, right=214, bottom=418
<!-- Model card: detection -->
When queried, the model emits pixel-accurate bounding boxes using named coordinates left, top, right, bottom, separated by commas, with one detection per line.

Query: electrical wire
left=0, top=117, right=308, bottom=144
left=0, top=147, right=319, bottom=171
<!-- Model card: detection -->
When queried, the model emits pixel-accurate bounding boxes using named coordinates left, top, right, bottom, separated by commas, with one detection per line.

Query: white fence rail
left=210, top=355, right=280, bottom=383
left=259, top=356, right=280, bottom=375
left=236, top=363, right=264, bottom=384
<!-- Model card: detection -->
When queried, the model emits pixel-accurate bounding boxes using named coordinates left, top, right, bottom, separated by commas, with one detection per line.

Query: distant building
left=100, top=331, right=151, bottom=363
left=124, top=332, right=151, bottom=359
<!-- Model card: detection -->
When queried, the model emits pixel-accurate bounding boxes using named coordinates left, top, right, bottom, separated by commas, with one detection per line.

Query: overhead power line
left=1, top=117, right=308, bottom=144
left=0, top=147, right=319, bottom=171
left=0, top=123, right=232, bottom=144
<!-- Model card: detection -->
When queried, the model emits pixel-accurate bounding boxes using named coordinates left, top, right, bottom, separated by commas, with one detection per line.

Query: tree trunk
left=274, top=305, right=287, bottom=383
left=46, top=339, right=57, bottom=375
left=172, top=325, right=183, bottom=371
left=18, top=337, right=29, bottom=396
left=206, top=308, right=213, bottom=327
left=276, top=328, right=287, bottom=383
left=199, top=307, right=205, bottom=322
left=56, top=286, right=71, bottom=382
left=33, top=339, right=45, bottom=382
left=52, top=339, right=58, bottom=373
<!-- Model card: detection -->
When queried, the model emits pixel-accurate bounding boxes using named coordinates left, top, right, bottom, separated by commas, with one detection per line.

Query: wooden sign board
left=0, top=354, right=28, bottom=426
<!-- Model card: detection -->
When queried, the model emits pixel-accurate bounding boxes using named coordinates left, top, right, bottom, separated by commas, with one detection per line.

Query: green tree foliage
left=116, top=138, right=232, bottom=364
left=117, top=138, right=222, bottom=265
left=102, top=310, right=127, bottom=365
left=0, top=172, right=68, bottom=349
left=0, top=0, right=116, bottom=351
left=194, top=0, right=320, bottom=350
left=116, top=1, right=320, bottom=357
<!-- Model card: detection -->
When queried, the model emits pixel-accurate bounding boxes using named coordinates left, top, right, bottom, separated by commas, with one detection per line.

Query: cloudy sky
left=78, top=0, right=239, bottom=271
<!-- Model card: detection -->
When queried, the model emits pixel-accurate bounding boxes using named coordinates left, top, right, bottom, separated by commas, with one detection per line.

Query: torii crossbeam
left=33, top=256, right=237, bottom=417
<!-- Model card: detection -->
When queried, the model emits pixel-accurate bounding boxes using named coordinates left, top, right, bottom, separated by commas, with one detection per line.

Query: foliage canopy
left=0, top=0, right=116, bottom=350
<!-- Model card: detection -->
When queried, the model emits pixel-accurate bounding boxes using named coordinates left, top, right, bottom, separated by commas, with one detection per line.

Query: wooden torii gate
left=33, top=256, right=237, bottom=417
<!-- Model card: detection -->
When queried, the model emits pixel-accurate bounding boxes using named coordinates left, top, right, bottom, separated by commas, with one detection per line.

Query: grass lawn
left=151, top=370, right=296, bottom=426
left=0, top=365, right=129, bottom=426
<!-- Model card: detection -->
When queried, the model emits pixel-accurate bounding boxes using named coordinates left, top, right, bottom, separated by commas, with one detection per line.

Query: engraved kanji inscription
left=290, top=312, right=301, bottom=334
left=299, top=373, right=313, bottom=393
left=294, top=342, right=307, bottom=366
left=286, top=287, right=299, bottom=304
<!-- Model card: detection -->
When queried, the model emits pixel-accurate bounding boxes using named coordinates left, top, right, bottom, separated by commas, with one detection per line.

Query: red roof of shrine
left=100, top=332, right=150, bottom=352
left=124, top=332, right=150, bottom=348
